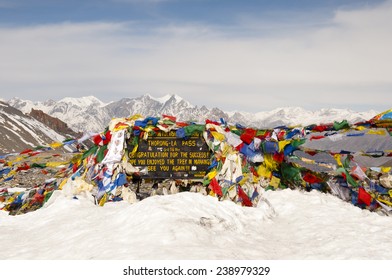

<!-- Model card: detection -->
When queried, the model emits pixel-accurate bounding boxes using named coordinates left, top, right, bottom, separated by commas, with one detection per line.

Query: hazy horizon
left=1, top=0, right=391, bottom=113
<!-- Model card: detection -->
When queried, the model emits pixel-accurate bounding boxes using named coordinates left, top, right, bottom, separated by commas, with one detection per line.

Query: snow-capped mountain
left=0, top=101, right=69, bottom=154
left=8, top=94, right=377, bottom=133
left=252, top=107, right=377, bottom=128
left=9, top=96, right=108, bottom=133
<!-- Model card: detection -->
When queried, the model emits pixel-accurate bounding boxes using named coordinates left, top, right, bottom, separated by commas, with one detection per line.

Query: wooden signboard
left=127, top=130, right=211, bottom=179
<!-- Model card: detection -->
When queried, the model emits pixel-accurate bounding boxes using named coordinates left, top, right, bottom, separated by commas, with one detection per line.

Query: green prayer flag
left=31, top=163, right=46, bottom=169
left=333, top=120, right=350, bottom=131
left=82, top=145, right=99, bottom=160
left=96, top=145, right=108, bottom=163
left=281, top=162, right=302, bottom=184
left=184, top=124, right=205, bottom=137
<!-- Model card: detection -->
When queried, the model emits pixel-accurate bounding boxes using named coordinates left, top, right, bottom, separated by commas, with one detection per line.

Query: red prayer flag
left=20, top=149, right=33, bottom=155
left=209, top=178, right=223, bottom=196
left=273, top=152, right=284, bottom=163
left=238, top=186, right=253, bottom=207
left=206, top=119, right=220, bottom=125
left=310, top=135, right=326, bottom=141
left=358, top=188, right=372, bottom=206
left=240, top=128, right=257, bottom=145
left=162, top=115, right=177, bottom=122
left=303, top=172, right=323, bottom=184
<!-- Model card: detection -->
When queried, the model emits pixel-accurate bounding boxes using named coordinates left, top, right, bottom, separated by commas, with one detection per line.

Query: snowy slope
left=254, top=107, right=377, bottom=127
left=0, top=101, right=69, bottom=154
left=9, top=96, right=108, bottom=133
left=1, top=189, right=391, bottom=260
left=9, top=94, right=377, bottom=133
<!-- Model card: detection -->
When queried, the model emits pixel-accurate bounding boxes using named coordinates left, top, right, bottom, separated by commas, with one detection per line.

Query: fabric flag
left=184, top=124, right=205, bottom=137
left=367, top=129, right=386, bottom=135
left=347, top=132, right=365, bottom=137
left=240, top=128, right=257, bottom=145
left=327, top=179, right=351, bottom=201
left=225, top=131, right=243, bottom=148
left=358, top=187, right=372, bottom=206
left=264, top=141, right=279, bottom=154
left=312, top=124, right=331, bottom=132
left=350, top=165, right=368, bottom=180
left=381, top=167, right=391, bottom=173
left=102, top=130, right=125, bottom=166
left=370, top=108, right=392, bottom=122
left=278, top=140, right=291, bottom=153
left=328, top=133, right=344, bottom=142
left=336, top=167, right=358, bottom=187
left=263, top=154, right=279, bottom=171
left=269, top=176, right=281, bottom=189
left=303, top=172, right=323, bottom=184
left=162, top=115, right=176, bottom=122
left=209, top=178, right=223, bottom=196
left=49, top=142, right=63, bottom=149
left=211, top=131, right=225, bottom=142
left=334, top=154, right=343, bottom=167
left=257, top=164, right=271, bottom=178
left=376, top=199, right=392, bottom=211
left=310, top=135, right=325, bottom=141
left=281, top=162, right=302, bottom=184
left=333, top=120, right=349, bottom=131
left=237, top=186, right=252, bottom=207
left=20, top=149, right=33, bottom=155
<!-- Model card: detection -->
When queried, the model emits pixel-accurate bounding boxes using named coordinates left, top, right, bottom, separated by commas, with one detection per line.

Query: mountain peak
left=147, top=94, right=183, bottom=104
left=7, top=94, right=377, bottom=132
left=58, top=96, right=106, bottom=107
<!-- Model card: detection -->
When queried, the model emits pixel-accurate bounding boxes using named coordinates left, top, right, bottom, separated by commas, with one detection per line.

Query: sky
left=0, top=0, right=391, bottom=113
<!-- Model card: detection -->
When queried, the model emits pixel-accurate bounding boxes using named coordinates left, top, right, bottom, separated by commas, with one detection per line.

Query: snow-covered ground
left=1, top=188, right=392, bottom=260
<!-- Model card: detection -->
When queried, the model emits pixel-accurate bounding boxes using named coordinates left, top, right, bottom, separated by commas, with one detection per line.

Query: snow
left=151, top=94, right=182, bottom=104
left=1, top=189, right=392, bottom=260
left=8, top=94, right=378, bottom=134
left=254, top=107, right=377, bottom=126
left=2, top=189, right=392, bottom=279
left=8, top=97, right=49, bottom=114
left=58, top=95, right=107, bottom=108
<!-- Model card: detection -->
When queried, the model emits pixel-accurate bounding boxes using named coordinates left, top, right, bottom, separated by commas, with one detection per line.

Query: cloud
left=112, top=0, right=172, bottom=3
left=0, top=0, right=16, bottom=8
left=0, top=1, right=391, bottom=112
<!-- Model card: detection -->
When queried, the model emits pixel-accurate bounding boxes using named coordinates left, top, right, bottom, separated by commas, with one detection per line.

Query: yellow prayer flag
left=207, top=169, right=218, bottom=180
left=301, top=157, right=316, bottom=164
left=238, top=174, right=249, bottom=186
left=98, top=193, right=108, bottom=206
left=377, top=196, right=392, bottom=207
left=367, top=129, right=386, bottom=135
left=381, top=167, right=391, bottom=173
left=221, top=143, right=233, bottom=157
left=45, top=161, right=69, bottom=168
left=269, top=176, right=281, bottom=189
left=112, top=124, right=129, bottom=131
left=334, top=154, right=343, bottom=167
left=264, top=154, right=278, bottom=171
left=355, top=126, right=367, bottom=131
left=210, top=131, right=226, bottom=142
left=257, top=164, right=271, bottom=178
left=129, top=114, right=144, bottom=121
left=58, top=178, right=68, bottom=190
left=49, top=142, right=63, bottom=149
left=278, top=140, right=291, bottom=152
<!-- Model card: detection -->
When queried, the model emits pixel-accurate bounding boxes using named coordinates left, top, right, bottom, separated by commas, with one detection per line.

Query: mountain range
left=8, top=94, right=377, bottom=133
left=0, top=101, right=71, bottom=154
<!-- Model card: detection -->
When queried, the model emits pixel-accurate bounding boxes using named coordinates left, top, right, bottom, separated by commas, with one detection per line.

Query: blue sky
left=0, top=0, right=391, bottom=112
left=0, top=1, right=380, bottom=25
